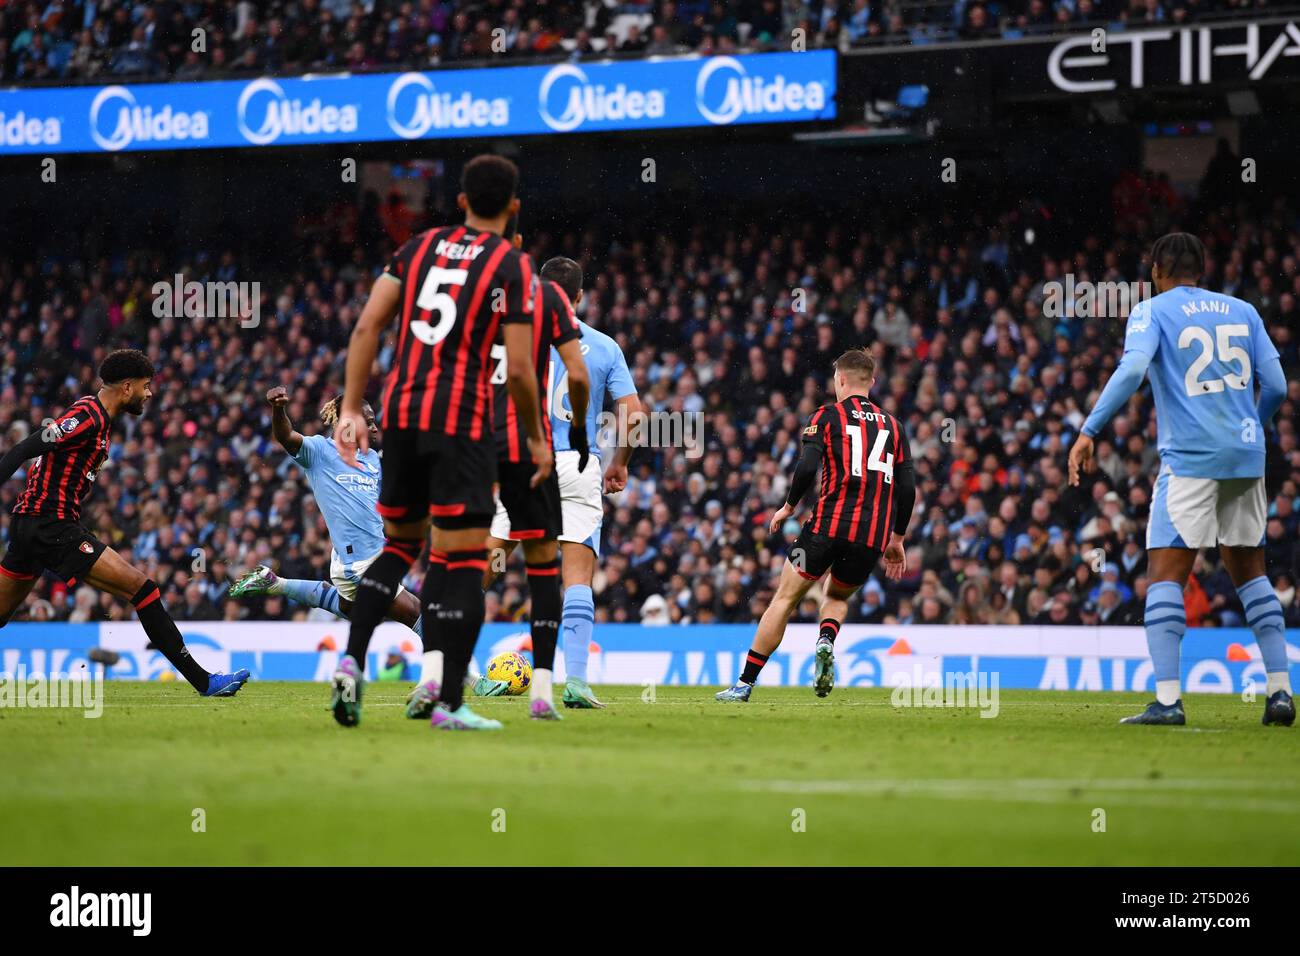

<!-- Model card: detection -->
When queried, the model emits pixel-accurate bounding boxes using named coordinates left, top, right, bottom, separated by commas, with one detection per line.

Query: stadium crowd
left=3, top=160, right=1300, bottom=630
left=0, top=0, right=1290, bottom=83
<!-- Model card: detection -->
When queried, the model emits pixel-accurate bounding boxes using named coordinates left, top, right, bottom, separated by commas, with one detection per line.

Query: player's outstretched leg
left=525, top=555, right=563, bottom=721
left=718, top=559, right=816, bottom=702
left=1121, top=577, right=1187, bottom=726
left=229, top=565, right=343, bottom=616
left=85, top=548, right=248, bottom=697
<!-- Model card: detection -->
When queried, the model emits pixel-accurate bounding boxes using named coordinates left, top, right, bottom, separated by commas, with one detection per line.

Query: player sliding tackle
left=331, top=154, right=551, bottom=731
left=1069, top=232, right=1293, bottom=727
left=226, top=389, right=508, bottom=697
left=717, top=349, right=916, bottom=702
left=0, top=349, right=249, bottom=697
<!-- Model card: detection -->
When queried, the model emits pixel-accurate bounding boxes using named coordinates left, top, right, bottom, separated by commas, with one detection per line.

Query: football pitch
left=1, top=683, right=1296, bottom=866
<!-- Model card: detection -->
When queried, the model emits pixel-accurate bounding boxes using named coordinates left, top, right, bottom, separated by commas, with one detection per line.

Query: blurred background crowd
left=3, top=146, right=1299, bottom=630
left=0, top=0, right=1291, bottom=83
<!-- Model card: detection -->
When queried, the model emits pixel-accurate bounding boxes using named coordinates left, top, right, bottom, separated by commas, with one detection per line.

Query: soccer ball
left=486, top=651, right=532, bottom=696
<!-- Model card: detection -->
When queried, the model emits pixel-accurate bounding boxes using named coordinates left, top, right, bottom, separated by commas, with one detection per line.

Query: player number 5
left=1180, top=323, right=1250, bottom=397
left=412, top=266, right=469, bottom=345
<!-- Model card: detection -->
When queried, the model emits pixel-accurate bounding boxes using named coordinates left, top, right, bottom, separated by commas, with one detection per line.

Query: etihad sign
left=1048, top=20, right=1300, bottom=92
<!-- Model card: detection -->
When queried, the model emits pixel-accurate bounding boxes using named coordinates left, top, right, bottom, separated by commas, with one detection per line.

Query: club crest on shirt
left=1127, top=305, right=1152, bottom=334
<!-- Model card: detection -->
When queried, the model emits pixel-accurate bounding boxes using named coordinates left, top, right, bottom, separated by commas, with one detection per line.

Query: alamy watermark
left=595, top=404, right=704, bottom=460
left=1042, top=274, right=1152, bottom=320
left=0, top=666, right=104, bottom=718
left=889, top=664, right=1000, bottom=718
left=151, top=274, right=261, bottom=327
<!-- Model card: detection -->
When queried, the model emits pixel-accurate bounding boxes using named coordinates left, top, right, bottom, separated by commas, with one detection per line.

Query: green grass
left=0, top=682, right=1296, bottom=866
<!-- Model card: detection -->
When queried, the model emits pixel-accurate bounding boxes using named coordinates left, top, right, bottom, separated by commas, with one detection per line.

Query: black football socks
left=436, top=550, right=489, bottom=710
left=420, top=548, right=447, bottom=655
left=344, top=536, right=422, bottom=670
left=740, top=648, right=770, bottom=685
left=526, top=559, right=562, bottom=672
left=819, top=618, right=840, bottom=646
left=132, top=581, right=211, bottom=692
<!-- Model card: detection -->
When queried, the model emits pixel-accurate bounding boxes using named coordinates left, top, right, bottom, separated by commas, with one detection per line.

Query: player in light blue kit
left=546, top=258, right=641, bottom=708
left=1069, top=233, right=1293, bottom=727
left=228, top=387, right=508, bottom=696
left=481, top=257, right=641, bottom=708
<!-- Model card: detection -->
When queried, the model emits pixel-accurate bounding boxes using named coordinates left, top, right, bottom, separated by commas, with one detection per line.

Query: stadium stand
left=3, top=154, right=1299, bottom=629
left=2, top=0, right=1297, bottom=83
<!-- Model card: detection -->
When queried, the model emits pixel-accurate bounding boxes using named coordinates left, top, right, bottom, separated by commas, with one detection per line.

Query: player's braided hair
left=319, top=395, right=343, bottom=428
left=319, top=395, right=373, bottom=430
left=1150, top=232, right=1205, bottom=282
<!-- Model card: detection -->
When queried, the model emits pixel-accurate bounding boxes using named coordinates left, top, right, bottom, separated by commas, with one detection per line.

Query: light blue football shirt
left=290, top=434, right=385, bottom=560
left=547, top=319, right=636, bottom=458
left=1119, top=286, right=1279, bottom=479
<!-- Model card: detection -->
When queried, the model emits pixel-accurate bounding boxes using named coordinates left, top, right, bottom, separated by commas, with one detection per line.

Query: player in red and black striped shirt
left=718, top=349, right=917, bottom=703
left=331, top=154, right=549, bottom=730
left=473, top=266, right=590, bottom=719
left=0, top=349, right=249, bottom=697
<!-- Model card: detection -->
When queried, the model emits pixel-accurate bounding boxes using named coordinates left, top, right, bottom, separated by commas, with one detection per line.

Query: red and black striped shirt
left=13, top=395, right=112, bottom=522
left=803, top=395, right=911, bottom=549
left=493, top=279, right=582, bottom=463
left=379, top=225, right=534, bottom=439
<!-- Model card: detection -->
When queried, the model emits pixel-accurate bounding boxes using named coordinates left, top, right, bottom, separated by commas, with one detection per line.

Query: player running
left=418, top=252, right=590, bottom=722
left=0, top=349, right=249, bottom=697
left=332, top=153, right=550, bottom=731
left=717, top=348, right=915, bottom=702
left=1069, top=232, right=1294, bottom=727
left=226, top=388, right=508, bottom=697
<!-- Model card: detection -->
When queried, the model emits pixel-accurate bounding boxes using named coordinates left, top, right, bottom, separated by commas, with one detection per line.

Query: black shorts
left=1, top=514, right=107, bottom=585
left=494, top=458, right=562, bottom=540
left=790, top=527, right=881, bottom=590
left=377, top=429, right=496, bottom=530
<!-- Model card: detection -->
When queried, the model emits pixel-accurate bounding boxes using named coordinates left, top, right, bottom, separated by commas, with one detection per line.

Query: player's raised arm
left=338, top=272, right=402, bottom=464
left=266, top=386, right=304, bottom=456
